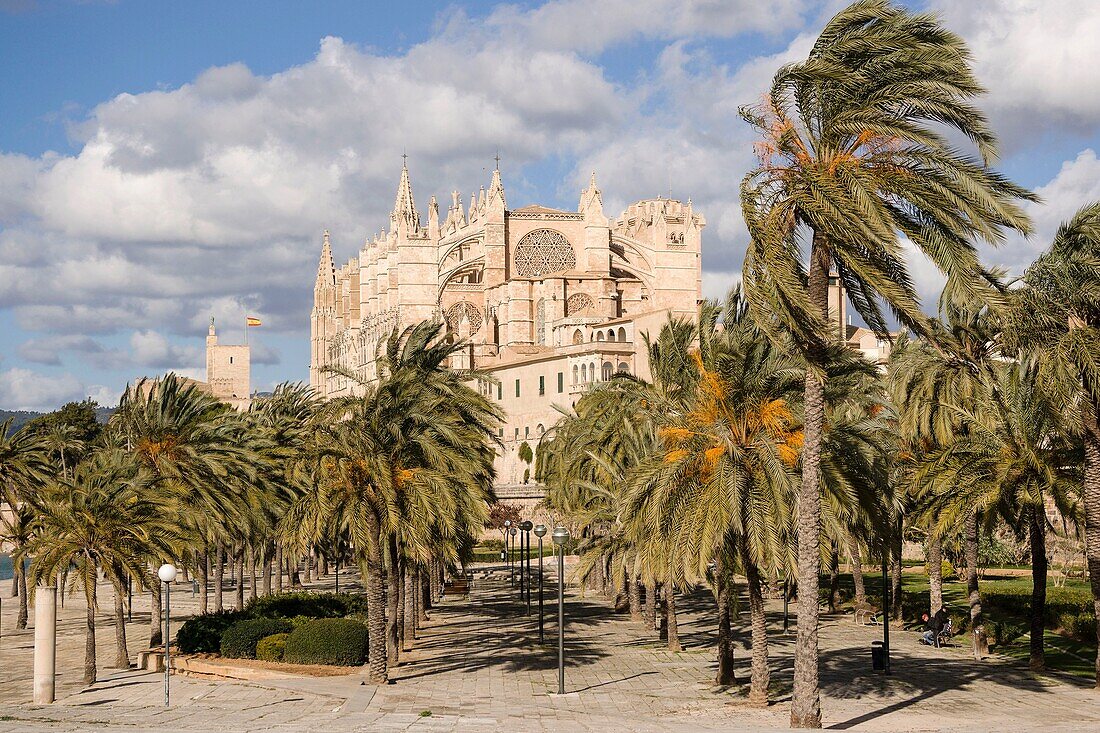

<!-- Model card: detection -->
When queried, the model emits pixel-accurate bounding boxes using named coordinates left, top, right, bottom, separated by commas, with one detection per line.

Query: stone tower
left=205, top=318, right=250, bottom=410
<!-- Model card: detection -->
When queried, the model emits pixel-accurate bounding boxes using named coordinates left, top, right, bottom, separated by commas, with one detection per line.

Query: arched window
left=581, top=363, right=588, bottom=382
left=572, top=329, right=583, bottom=345
left=602, top=361, right=613, bottom=380
left=590, top=362, right=597, bottom=381
left=617, top=361, right=629, bottom=373
left=607, top=329, right=615, bottom=342
left=617, top=327, right=626, bottom=342
left=572, top=364, right=579, bottom=384
left=537, top=423, right=544, bottom=435
left=597, top=332, right=605, bottom=342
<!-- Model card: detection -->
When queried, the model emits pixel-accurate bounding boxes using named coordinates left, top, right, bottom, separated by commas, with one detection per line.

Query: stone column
left=33, top=586, right=57, bottom=704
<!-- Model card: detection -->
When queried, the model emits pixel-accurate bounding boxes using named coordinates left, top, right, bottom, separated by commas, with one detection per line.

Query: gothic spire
left=316, top=229, right=335, bottom=284
left=391, top=161, right=421, bottom=230
left=488, top=166, right=506, bottom=209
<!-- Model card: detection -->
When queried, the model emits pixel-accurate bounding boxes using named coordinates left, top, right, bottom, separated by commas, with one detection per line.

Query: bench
left=138, top=649, right=165, bottom=672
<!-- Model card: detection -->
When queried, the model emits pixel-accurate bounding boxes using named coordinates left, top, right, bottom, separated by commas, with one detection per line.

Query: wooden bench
left=442, top=575, right=472, bottom=599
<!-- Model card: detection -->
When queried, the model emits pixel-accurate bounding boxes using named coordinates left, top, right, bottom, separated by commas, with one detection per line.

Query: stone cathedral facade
left=310, top=164, right=704, bottom=485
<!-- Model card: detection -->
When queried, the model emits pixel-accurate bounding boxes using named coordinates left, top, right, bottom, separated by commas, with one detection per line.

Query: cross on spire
left=401, top=149, right=408, bottom=168
left=494, top=150, right=500, bottom=170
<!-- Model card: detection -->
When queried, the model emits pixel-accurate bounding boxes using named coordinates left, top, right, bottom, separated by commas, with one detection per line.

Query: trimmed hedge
left=244, top=591, right=367, bottom=620
left=220, top=618, right=293, bottom=659
left=256, top=633, right=289, bottom=662
left=177, top=610, right=249, bottom=653
left=283, top=618, right=369, bottom=666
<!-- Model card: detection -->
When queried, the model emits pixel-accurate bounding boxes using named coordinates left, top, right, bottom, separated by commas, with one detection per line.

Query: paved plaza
left=1, top=567, right=1099, bottom=732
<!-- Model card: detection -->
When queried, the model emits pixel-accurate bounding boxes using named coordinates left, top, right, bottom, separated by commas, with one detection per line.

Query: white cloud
left=479, top=0, right=813, bottom=53
left=0, top=368, right=85, bottom=411
left=129, top=330, right=203, bottom=370
left=930, top=0, right=1100, bottom=147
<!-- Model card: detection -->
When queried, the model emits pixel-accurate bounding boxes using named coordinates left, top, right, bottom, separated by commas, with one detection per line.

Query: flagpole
left=245, top=315, right=249, bottom=346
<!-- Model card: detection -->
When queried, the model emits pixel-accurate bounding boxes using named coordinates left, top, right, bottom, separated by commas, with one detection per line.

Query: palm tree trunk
left=84, top=571, right=97, bottom=685
left=198, top=551, right=209, bottom=614
left=890, top=525, right=903, bottom=623
left=791, top=231, right=829, bottom=729
left=235, top=552, right=244, bottom=611
left=16, top=557, right=28, bottom=629
left=303, top=549, right=312, bottom=584
left=275, top=545, right=284, bottom=593
left=628, top=574, right=642, bottom=622
left=416, top=565, right=428, bottom=622
left=363, top=513, right=387, bottom=684
left=964, top=510, right=986, bottom=659
left=402, top=565, right=414, bottom=652
left=262, top=551, right=272, bottom=596
left=827, top=543, right=840, bottom=614
left=848, top=534, right=866, bottom=610
left=1082, top=399, right=1100, bottom=688
left=742, top=545, right=770, bottom=706
left=150, top=578, right=163, bottom=647
left=248, top=549, right=257, bottom=601
left=289, top=554, right=301, bottom=587
left=1029, top=506, right=1048, bottom=672
left=386, top=538, right=400, bottom=666
left=715, top=556, right=736, bottom=686
left=214, top=543, right=224, bottom=612
left=927, top=534, right=944, bottom=616
left=112, top=579, right=129, bottom=668
left=665, top=586, right=682, bottom=652
left=646, top=579, right=658, bottom=631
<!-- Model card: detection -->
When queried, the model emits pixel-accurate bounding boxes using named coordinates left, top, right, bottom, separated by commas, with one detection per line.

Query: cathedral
left=310, top=163, right=704, bottom=485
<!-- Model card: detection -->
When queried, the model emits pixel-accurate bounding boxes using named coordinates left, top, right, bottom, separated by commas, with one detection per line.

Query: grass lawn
left=827, top=568, right=1096, bottom=680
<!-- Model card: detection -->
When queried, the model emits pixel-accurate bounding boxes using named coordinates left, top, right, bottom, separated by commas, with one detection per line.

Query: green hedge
left=244, top=591, right=366, bottom=619
left=220, top=618, right=293, bottom=659
left=177, top=610, right=249, bottom=653
left=256, top=633, right=289, bottom=662
left=283, top=618, right=369, bottom=666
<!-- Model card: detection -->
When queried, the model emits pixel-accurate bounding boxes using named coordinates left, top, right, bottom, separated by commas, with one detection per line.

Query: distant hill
left=0, top=409, right=42, bottom=431
left=0, top=407, right=115, bottom=431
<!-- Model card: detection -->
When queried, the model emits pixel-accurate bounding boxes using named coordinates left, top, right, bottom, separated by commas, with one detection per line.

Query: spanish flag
left=246, top=316, right=262, bottom=327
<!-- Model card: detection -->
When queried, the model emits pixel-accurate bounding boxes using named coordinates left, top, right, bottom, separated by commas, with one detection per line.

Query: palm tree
left=913, top=363, right=1078, bottom=671
left=1006, top=201, right=1100, bottom=685
left=112, top=374, right=263, bottom=643
left=623, top=291, right=802, bottom=703
left=22, top=450, right=176, bottom=684
left=740, top=2, right=1034, bottom=724
left=0, top=417, right=53, bottom=629
left=303, top=320, right=501, bottom=683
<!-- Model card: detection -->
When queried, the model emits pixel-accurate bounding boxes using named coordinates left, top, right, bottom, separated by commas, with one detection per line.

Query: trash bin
left=871, top=641, right=885, bottom=672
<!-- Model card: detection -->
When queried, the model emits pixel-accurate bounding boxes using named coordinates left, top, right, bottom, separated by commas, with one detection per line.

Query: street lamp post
left=520, top=521, right=533, bottom=613
left=551, top=526, right=570, bottom=695
left=504, top=520, right=513, bottom=586
left=534, top=525, right=547, bottom=643
left=509, top=527, right=518, bottom=590
left=157, top=564, right=178, bottom=706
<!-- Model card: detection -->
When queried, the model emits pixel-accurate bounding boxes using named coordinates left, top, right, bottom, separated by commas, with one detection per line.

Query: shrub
left=244, top=591, right=366, bottom=620
left=283, top=618, right=369, bottom=666
left=256, top=633, right=289, bottom=662
left=177, top=610, right=248, bottom=653
left=986, top=618, right=1027, bottom=646
left=220, top=618, right=293, bottom=659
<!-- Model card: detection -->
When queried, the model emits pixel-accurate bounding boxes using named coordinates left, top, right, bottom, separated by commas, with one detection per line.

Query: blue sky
left=1, top=0, right=1099, bottom=411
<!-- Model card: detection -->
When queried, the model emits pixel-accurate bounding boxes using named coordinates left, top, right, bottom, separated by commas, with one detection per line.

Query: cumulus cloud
left=479, top=0, right=814, bottom=53
left=930, top=0, right=1100, bottom=148
left=0, top=368, right=86, bottom=411
left=129, top=330, right=203, bottom=370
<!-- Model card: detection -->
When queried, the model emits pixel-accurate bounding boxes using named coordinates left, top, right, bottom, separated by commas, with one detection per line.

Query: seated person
left=920, top=612, right=937, bottom=645
left=933, top=606, right=950, bottom=634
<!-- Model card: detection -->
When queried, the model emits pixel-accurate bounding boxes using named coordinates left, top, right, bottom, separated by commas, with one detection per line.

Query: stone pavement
left=1, top=565, right=1100, bottom=731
